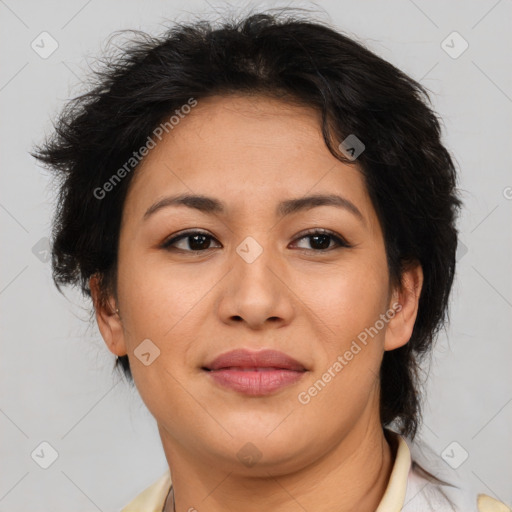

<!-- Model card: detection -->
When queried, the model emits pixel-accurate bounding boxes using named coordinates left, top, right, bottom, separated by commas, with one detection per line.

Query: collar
left=121, top=430, right=412, bottom=512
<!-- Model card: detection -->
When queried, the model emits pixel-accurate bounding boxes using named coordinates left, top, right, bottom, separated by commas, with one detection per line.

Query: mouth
left=202, top=348, right=307, bottom=396
left=205, top=366, right=301, bottom=371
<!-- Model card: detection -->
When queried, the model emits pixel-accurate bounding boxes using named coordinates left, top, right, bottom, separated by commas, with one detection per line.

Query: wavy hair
left=33, top=10, right=462, bottom=440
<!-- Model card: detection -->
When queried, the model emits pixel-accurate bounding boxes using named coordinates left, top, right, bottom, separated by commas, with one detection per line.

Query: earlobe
left=89, top=274, right=128, bottom=357
left=384, top=262, right=424, bottom=351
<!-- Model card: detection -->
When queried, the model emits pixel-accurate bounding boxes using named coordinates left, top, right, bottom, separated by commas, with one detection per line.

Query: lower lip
left=206, top=368, right=306, bottom=396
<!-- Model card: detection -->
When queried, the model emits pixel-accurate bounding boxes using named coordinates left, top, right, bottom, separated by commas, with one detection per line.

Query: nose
left=216, top=239, right=296, bottom=330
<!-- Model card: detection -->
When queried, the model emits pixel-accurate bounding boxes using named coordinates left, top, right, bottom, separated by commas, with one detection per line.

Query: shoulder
left=396, top=433, right=510, bottom=512
left=120, top=469, right=172, bottom=512
left=403, top=460, right=510, bottom=512
left=477, top=494, right=512, bottom=512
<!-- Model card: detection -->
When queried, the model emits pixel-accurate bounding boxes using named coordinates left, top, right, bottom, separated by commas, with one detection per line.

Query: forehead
left=123, top=94, right=375, bottom=226
left=136, top=94, right=334, bottom=173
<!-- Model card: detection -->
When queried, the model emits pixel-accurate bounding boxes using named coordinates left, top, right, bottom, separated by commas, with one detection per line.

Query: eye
left=161, top=230, right=221, bottom=252
left=291, top=229, right=351, bottom=252
left=161, top=228, right=351, bottom=253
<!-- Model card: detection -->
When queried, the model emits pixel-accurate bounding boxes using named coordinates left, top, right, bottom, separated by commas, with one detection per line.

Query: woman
left=33, top=10, right=509, bottom=512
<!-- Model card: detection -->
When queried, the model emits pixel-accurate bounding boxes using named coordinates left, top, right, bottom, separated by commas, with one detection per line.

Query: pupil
left=189, top=234, right=209, bottom=250
left=311, top=235, right=330, bottom=250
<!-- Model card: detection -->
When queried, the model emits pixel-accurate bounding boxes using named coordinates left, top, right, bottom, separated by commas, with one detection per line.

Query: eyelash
left=160, top=228, right=351, bottom=253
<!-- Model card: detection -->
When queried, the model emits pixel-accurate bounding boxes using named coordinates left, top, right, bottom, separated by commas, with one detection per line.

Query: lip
left=205, top=348, right=307, bottom=371
left=203, top=349, right=307, bottom=396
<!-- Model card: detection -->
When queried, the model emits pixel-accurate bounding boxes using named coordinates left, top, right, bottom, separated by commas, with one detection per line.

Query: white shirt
left=121, top=430, right=510, bottom=512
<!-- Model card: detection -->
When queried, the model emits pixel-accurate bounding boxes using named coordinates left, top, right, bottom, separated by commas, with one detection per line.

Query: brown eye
left=161, top=231, right=221, bottom=252
left=292, top=229, right=351, bottom=252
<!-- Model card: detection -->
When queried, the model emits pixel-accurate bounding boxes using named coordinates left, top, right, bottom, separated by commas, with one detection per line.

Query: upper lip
left=204, top=349, right=307, bottom=371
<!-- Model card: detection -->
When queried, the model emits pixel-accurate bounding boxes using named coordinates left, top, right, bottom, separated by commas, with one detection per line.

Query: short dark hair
left=33, top=10, right=462, bottom=440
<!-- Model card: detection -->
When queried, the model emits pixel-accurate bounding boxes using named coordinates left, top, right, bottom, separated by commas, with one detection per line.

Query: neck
left=161, top=422, right=396, bottom=512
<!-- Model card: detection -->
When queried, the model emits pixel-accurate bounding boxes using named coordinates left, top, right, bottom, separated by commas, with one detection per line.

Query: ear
left=89, top=274, right=127, bottom=357
left=384, top=261, right=424, bottom=351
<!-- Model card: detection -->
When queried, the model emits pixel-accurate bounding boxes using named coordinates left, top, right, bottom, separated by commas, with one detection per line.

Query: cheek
left=294, top=265, right=388, bottom=423
left=115, top=253, right=199, bottom=416
left=117, top=248, right=204, bottom=335
left=115, top=249, right=221, bottom=391
left=295, top=254, right=390, bottom=406
left=298, top=256, right=390, bottom=339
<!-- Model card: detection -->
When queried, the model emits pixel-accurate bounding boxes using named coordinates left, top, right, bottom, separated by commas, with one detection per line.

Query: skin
left=90, top=94, right=423, bottom=512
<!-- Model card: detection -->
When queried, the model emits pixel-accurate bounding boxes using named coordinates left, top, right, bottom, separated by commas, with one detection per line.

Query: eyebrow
left=143, top=193, right=364, bottom=223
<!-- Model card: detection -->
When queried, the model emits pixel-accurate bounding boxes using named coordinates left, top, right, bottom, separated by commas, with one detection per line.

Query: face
left=92, top=94, right=422, bottom=476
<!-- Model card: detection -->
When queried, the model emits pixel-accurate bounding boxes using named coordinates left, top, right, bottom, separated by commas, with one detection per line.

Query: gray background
left=1, top=0, right=511, bottom=510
